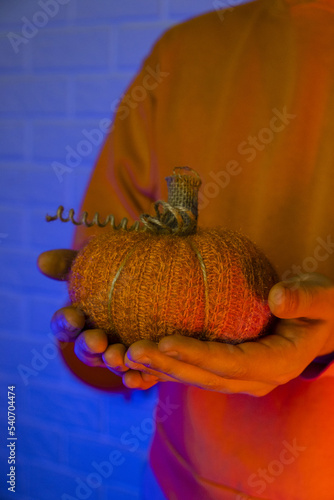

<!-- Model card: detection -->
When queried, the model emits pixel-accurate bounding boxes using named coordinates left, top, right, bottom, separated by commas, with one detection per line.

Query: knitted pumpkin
left=47, top=167, right=278, bottom=347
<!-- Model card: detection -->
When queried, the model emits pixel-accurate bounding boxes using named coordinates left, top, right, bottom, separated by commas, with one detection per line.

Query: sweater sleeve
left=58, top=35, right=167, bottom=390
left=300, top=351, right=334, bottom=380
left=72, top=38, right=167, bottom=250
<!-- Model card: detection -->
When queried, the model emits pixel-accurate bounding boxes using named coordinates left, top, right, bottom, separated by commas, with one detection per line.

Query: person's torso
left=148, top=1, right=334, bottom=498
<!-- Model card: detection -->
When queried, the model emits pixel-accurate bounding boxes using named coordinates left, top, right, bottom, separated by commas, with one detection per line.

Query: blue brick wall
left=0, top=1, right=246, bottom=499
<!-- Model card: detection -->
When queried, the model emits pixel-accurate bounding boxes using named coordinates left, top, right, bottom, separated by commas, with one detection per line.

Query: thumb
left=37, top=249, right=77, bottom=281
left=268, top=273, right=334, bottom=320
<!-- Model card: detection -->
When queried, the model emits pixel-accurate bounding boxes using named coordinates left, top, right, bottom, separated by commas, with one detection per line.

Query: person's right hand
left=37, top=249, right=162, bottom=389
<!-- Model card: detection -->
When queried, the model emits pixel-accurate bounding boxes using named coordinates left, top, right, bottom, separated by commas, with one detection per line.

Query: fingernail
left=52, top=313, right=79, bottom=335
left=108, top=365, right=127, bottom=373
left=162, top=351, right=179, bottom=359
left=77, top=334, right=95, bottom=354
left=127, top=352, right=151, bottom=365
left=61, top=318, right=80, bottom=333
left=270, top=287, right=285, bottom=306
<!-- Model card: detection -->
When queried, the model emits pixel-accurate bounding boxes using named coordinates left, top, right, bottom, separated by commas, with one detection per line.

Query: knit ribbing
left=68, top=227, right=278, bottom=347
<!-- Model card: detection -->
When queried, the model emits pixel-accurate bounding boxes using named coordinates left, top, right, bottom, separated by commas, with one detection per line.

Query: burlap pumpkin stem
left=140, top=166, right=201, bottom=235
left=46, top=167, right=278, bottom=347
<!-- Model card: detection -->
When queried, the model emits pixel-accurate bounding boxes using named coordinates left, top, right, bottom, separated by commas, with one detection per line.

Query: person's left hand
left=124, top=273, right=334, bottom=396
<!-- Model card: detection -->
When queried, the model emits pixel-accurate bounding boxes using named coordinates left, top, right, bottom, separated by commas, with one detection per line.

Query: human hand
left=124, top=273, right=334, bottom=395
left=37, top=249, right=163, bottom=389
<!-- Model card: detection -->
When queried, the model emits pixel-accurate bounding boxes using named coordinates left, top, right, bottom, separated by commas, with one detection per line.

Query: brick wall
left=0, top=1, right=245, bottom=499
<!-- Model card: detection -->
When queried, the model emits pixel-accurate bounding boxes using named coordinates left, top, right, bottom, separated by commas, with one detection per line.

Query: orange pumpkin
left=47, top=168, right=278, bottom=347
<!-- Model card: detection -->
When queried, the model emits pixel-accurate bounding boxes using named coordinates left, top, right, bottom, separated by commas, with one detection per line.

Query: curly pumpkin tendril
left=46, top=205, right=141, bottom=230
left=46, top=166, right=201, bottom=236
left=140, top=200, right=197, bottom=235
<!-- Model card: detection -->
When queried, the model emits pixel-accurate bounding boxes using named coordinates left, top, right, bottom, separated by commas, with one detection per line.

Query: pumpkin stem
left=140, top=167, right=202, bottom=235
left=46, top=167, right=202, bottom=235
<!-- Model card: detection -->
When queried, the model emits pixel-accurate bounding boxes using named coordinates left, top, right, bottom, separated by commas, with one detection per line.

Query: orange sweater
left=71, top=0, right=334, bottom=498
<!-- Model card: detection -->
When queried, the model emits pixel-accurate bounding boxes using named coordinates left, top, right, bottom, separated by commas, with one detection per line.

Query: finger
left=125, top=357, right=176, bottom=382
left=127, top=340, right=275, bottom=395
left=102, top=342, right=166, bottom=386
left=127, top=337, right=246, bottom=383
left=51, top=306, right=86, bottom=341
left=158, top=332, right=314, bottom=386
left=103, top=344, right=129, bottom=375
left=122, top=370, right=160, bottom=390
left=158, top=334, right=251, bottom=379
left=37, top=249, right=77, bottom=281
left=268, top=273, right=334, bottom=320
left=141, top=372, right=162, bottom=384
left=74, top=330, right=108, bottom=367
left=125, top=341, right=184, bottom=382
left=158, top=334, right=277, bottom=382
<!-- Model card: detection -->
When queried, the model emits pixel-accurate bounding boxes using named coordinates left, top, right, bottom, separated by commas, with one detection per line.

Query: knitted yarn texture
left=65, top=168, right=278, bottom=347
left=68, top=227, right=278, bottom=347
